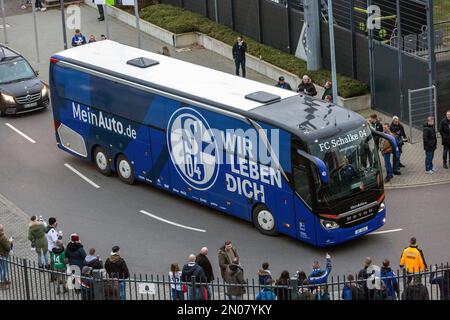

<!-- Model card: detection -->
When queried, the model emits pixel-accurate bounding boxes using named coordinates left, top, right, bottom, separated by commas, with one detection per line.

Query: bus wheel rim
left=119, top=159, right=131, bottom=179
left=96, top=152, right=108, bottom=171
left=257, top=210, right=274, bottom=231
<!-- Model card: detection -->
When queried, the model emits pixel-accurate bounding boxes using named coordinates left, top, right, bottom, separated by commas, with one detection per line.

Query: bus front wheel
left=116, top=154, right=135, bottom=185
left=252, top=204, right=278, bottom=236
left=93, top=146, right=112, bottom=176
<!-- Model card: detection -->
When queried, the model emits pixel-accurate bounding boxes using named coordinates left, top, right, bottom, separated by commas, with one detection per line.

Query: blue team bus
left=49, top=40, right=398, bottom=246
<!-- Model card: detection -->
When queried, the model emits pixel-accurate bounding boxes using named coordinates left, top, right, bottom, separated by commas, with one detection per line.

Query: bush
left=139, top=4, right=369, bottom=98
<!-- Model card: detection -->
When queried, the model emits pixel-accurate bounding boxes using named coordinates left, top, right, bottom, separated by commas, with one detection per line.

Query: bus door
left=127, top=126, right=152, bottom=183
left=148, top=127, right=171, bottom=190
left=292, top=153, right=318, bottom=245
left=273, top=172, right=297, bottom=238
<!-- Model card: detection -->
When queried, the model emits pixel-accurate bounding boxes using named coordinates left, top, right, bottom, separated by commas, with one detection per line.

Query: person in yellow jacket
left=399, top=237, right=427, bottom=280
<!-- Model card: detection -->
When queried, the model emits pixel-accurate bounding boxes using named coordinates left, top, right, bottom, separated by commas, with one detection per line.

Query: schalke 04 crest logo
left=167, top=107, right=219, bottom=191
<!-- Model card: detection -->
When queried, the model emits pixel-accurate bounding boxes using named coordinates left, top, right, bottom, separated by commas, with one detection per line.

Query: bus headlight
left=378, top=202, right=385, bottom=212
left=320, top=219, right=340, bottom=230
left=1, top=93, right=15, bottom=103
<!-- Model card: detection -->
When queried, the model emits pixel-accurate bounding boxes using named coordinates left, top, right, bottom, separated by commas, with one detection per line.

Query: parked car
left=0, top=44, right=49, bottom=116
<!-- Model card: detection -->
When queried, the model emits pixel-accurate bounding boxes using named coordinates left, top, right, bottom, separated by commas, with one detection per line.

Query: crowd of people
left=168, top=237, right=449, bottom=301
left=0, top=218, right=449, bottom=301
left=0, top=217, right=129, bottom=300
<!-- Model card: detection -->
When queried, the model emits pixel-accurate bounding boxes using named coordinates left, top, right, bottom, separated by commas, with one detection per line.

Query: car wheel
left=93, top=146, right=112, bottom=176
left=116, top=154, right=135, bottom=185
left=252, top=204, right=277, bottom=236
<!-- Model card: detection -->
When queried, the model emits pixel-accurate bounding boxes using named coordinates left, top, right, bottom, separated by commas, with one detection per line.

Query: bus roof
left=54, top=40, right=297, bottom=112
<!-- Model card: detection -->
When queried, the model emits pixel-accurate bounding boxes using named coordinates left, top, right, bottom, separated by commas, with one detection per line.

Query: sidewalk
left=2, top=4, right=450, bottom=189
left=359, top=109, right=450, bottom=188
left=0, top=194, right=34, bottom=261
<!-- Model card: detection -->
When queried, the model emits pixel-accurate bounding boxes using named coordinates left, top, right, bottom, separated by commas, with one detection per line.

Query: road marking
left=139, top=210, right=206, bottom=233
left=64, top=163, right=100, bottom=189
left=368, top=228, right=403, bottom=235
left=5, top=123, right=36, bottom=143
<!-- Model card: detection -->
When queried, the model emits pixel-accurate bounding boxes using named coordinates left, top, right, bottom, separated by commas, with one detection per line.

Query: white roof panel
left=55, top=40, right=297, bottom=112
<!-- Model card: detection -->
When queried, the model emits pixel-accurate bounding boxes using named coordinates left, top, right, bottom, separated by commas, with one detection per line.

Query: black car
left=0, top=44, right=49, bottom=116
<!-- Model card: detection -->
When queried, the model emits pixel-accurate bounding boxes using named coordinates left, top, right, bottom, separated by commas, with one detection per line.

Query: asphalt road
left=1, top=105, right=450, bottom=279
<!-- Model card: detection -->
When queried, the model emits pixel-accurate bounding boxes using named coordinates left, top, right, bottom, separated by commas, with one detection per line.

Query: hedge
left=139, top=4, right=369, bottom=98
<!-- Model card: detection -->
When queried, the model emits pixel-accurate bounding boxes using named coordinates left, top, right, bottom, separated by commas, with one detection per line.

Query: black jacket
left=65, top=242, right=87, bottom=269
left=196, top=254, right=214, bottom=282
left=181, top=262, right=207, bottom=284
left=275, top=82, right=292, bottom=91
left=423, top=123, right=437, bottom=151
left=390, top=122, right=407, bottom=140
left=232, top=41, right=247, bottom=61
left=402, top=283, right=430, bottom=300
left=297, top=82, right=317, bottom=97
left=105, top=255, right=130, bottom=279
left=439, top=117, right=450, bottom=146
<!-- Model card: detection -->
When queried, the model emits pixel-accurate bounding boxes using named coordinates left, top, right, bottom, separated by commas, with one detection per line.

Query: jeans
left=35, top=0, right=42, bottom=8
left=425, top=150, right=435, bottom=171
left=37, top=249, right=49, bottom=268
left=444, top=145, right=450, bottom=164
left=383, top=153, right=393, bottom=178
left=118, top=280, right=126, bottom=300
left=171, top=288, right=184, bottom=300
left=81, top=287, right=93, bottom=300
left=235, top=59, right=246, bottom=77
left=0, top=256, right=8, bottom=283
left=187, top=286, right=204, bottom=300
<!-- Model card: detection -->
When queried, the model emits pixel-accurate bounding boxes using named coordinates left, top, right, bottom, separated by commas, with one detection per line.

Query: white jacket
left=46, top=227, right=59, bottom=251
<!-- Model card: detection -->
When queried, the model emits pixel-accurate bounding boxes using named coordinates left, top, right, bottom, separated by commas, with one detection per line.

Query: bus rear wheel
left=116, top=154, right=135, bottom=185
left=252, top=204, right=277, bottom=236
left=93, top=146, right=112, bottom=176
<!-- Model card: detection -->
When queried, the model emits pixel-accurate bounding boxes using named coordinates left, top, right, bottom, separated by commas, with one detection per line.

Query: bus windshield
left=307, top=126, right=381, bottom=206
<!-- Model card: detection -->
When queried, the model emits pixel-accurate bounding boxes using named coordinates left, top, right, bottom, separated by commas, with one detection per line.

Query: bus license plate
left=355, top=226, right=368, bottom=235
left=24, top=102, right=37, bottom=108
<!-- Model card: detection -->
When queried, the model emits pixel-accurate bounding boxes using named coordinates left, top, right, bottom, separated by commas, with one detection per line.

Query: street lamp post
left=0, top=0, right=7, bottom=44
left=31, top=0, right=40, bottom=62
left=134, top=0, right=141, bottom=48
left=60, top=0, right=68, bottom=49
left=327, top=0, right=338, bottom=104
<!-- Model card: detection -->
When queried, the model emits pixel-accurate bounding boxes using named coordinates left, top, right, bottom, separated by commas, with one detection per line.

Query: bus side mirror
left=370, top=129, right=400, bottom=160
left=297, top=149, right=329, bottom=185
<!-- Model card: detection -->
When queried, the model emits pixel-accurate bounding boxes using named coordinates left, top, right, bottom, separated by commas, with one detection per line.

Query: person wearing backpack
left=380, top=259, right=400, bottom=300
left=255, top=279, right=277, bottom=300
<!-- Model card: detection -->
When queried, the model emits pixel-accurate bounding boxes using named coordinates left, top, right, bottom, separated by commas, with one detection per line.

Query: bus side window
left=293, top=165, right=313, bottom=208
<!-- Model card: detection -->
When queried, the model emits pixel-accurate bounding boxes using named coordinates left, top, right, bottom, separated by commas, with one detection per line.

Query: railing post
left=91, top=269, right=105, bottom=300
left=22, top=259, right=31, bottom=301
left=191, top=276, right=196, bottom=300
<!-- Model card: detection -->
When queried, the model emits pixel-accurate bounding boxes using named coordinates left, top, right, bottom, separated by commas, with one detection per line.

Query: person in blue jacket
left=380, top=259, right=400, bottom=300
left=72, top=29, right=87, bottom=47
left=308, top=253, right=332, bottom=286
left=255, top=279, right=277, bottom=300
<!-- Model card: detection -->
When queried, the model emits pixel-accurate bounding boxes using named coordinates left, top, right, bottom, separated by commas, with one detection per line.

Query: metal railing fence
left=1, top=257, right=449, bottom=301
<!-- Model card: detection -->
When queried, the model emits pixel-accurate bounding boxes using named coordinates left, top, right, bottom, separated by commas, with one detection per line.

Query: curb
left=385, top=179, right=450, bottom=189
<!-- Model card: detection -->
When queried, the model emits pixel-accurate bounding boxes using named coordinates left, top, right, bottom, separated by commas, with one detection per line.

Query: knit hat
left=111, top=245, right=120, bottom=254
left=70, top=233, right=79, bottom=242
